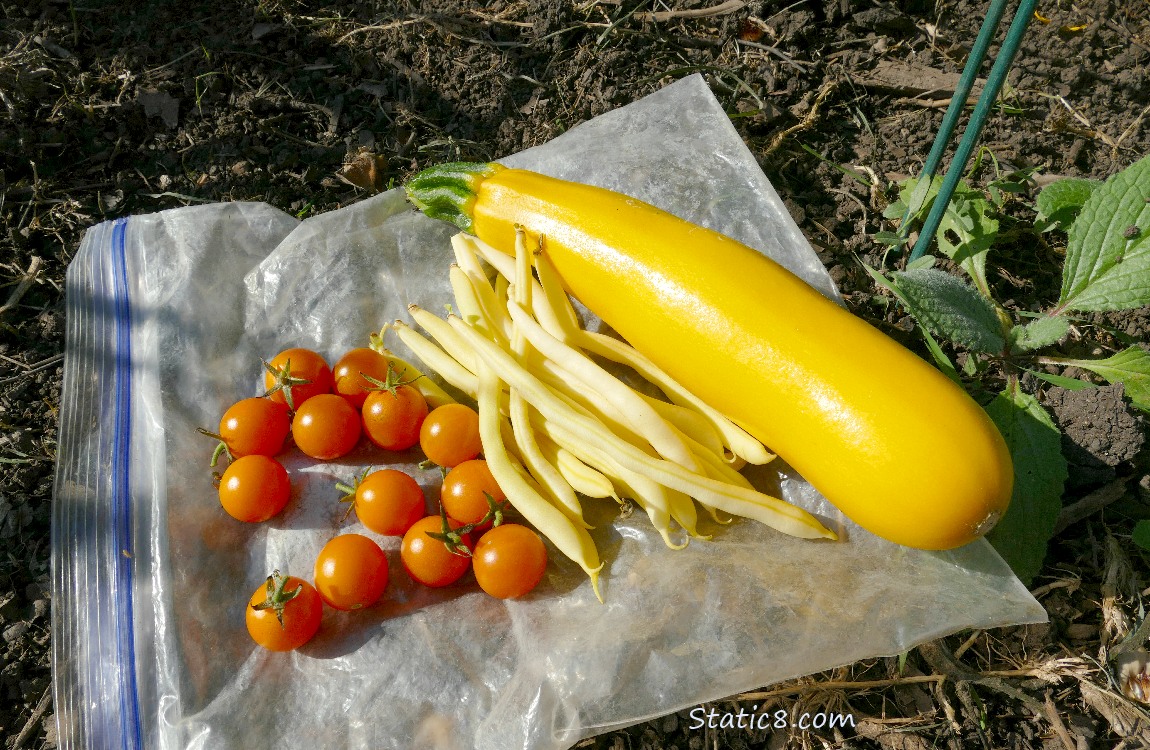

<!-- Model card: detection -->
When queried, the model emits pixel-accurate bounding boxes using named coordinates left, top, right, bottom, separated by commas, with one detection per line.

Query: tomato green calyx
left=336, top=467, right=372, bottom=522
left=251, top=570, right=303, bottom=629
left=478, top=491, right=507, bottom=528
left=361, top=362, right=422, bottom=398
left=261, top=357, right=312, bottom=411
left=403, top=162, right=505, bottom=234
left=426, top=504, right=474, bottom=557
left=431, top=493, right=508, bottom=551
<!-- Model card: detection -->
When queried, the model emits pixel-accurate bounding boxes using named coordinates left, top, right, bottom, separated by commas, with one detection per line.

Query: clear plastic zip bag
left=52, top=74, right=1046, bottom=750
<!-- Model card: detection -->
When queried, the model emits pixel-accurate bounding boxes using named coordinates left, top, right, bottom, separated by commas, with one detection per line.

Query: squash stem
left=404, top=161, right=504, bottom=233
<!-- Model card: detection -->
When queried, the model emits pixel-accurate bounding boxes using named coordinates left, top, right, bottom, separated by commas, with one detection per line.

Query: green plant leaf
left=1023, top=369, right=1096, bottom=390
left=937, top=192, right=998, bottom=298
left=861, top=261, right=960, bottom=381
left=1035, top=177, right=1100, bottom=233
left=1133, top=520, right=1150, bottom=551
left=891, top=268, right=1006, bottom=354
left=905, top=254, right=936, bottom=271
left=1057, top=154, right=1150, bottom=311
left=1058, top=346, right=1150, bottom=410
left=984, top=382, right=1067, bottom=585
left=873, top=230, right=906, bottom=247
left=888, top=175, right=940, bottom=223
left=1007, top=315, right=1070, bottom=353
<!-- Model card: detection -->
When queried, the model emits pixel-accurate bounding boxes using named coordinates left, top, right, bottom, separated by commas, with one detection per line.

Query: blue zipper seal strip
left=110, top=216, right=143, bottom=749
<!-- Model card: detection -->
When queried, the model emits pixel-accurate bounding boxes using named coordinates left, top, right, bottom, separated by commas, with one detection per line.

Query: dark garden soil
left=2, top=0, right=1149, bottom=748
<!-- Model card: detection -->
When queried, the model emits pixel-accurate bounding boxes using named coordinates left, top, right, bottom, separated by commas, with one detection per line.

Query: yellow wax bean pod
left=408, top=304, right=479, bottom=373
left=448, top=265, right=510, bottom=343
left=391, top=320, right=478, bottom=400
left=506, top=226, right=589, bottom=529
left=536, top=432, right=620, bottom=503
left=504, top=298, right=703, bottom=474
left=449, top=315, right=834, bottom=542
left=578, top=330, right=774, bottom=466
left=473, top=355, right=603, bottom=599
left=640, top=394, right=726, bottom=460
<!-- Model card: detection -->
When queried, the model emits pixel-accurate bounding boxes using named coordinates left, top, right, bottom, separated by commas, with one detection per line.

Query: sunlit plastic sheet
left=52, top=74, right=1046, bottom=750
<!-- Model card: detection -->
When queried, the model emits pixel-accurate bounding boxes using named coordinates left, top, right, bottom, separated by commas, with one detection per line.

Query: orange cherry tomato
left=472, top=524, right=548, bottom=599
left=362, top=385, right=428, bottom=451
left=292, top=393, right=362, bottom=460
left=218, top=397, right=291, bottom=458
left=419, top=403, right=481, bottom=467
left=332, top=348, right=393, bottom=409
left=218, top=454, right=291, bottom=522
left=263, top=348, right=334, bottom=410
left=313, top=534, right=389, bottom=611
left=245, top=572, right=323, bottom=651
left=441, top=459, right=506, bottom=527
left=351, top=469, right=426, bottom=536
left=400, top=515, right=472, bottom=588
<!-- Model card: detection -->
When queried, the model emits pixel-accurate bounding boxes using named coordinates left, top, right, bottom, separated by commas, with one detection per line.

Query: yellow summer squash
left=404, top=162, right=1013, bottom=550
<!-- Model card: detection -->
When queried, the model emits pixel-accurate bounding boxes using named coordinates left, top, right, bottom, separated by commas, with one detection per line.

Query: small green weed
left=870, top=153, right=1150, bottom=583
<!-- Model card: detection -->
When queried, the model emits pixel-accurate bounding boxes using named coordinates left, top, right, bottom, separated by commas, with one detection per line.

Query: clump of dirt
left=1044, top=384, right=1147, bottom=488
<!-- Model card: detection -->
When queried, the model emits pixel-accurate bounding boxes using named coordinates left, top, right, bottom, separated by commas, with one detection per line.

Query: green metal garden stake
left=905, top=0, right=1039, bottom=263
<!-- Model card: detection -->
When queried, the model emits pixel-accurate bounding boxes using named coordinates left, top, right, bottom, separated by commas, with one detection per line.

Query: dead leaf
left=738, top=18, right=764, bottom=42
left=336, top=149, right=387, bottom=193
left=855, top=60, right=985, bottom=99
left=1079, top=680, right=1150, bottom=737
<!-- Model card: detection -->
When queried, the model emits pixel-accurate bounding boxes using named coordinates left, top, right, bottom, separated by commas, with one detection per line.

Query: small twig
left=1043, top=692, right=1080, bottom=750
left=1113, top=102, right=1150, bottom=153
left=0, top=256, right=43, bottom=318
left=736, top=38, right=810, bottom=72
left=738, top=673, right=945, bottom=700
left=11, top=684, right=52, bottom=750
left=634, top=0, right=746, bottom=22
left=0, top=353, right=63, bottom=386
left=918, top=641, right=1049, bottom=719
left=893, top=95, right=975, bottom=109
left=1054, top=477, right=1131, bottom=535
left=954, top=630, right=983, bottom=660
left=336, top=18, right=420, bottom=43
left=1054, top=95, right=1118, bottom=149
left=760, top=79, right=838, bottom=159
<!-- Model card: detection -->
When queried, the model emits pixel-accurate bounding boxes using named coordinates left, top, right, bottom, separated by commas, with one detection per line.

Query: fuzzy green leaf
left=891, top=268, right=1006, bottom=354
left=1007, top=315, right=1070, bottom=353
left=1035, top=177, right=1100, bottom=233
left=985, top=383, right=1067, bottom=585
left=1061, top=347, right=1150, bottom=410
left=1058, top=155, right=1150, bottom=311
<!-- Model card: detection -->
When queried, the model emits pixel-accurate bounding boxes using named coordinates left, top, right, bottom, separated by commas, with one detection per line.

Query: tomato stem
left=197, top=427, right=233, bottom=467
